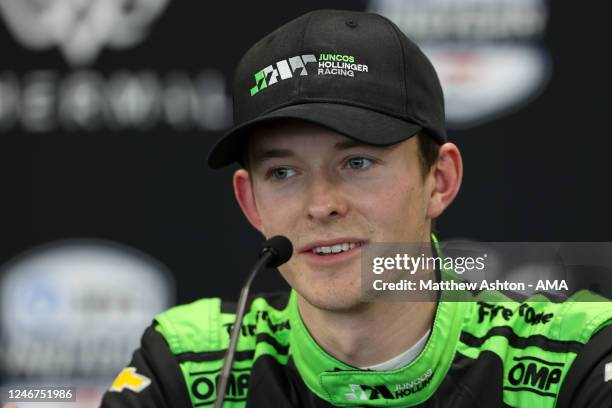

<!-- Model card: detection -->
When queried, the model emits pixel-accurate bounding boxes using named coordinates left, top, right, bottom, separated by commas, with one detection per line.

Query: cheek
left=253, top=187, right=303, bottom=235
left=352, top=178, right=424, bottom=232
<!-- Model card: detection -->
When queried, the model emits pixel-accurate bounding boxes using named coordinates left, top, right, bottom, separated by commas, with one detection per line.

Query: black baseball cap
left=208, top=9, right=446, bottom=168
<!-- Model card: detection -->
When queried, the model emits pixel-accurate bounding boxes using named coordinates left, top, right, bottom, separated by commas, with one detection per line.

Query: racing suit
left=101, top=237, right=612, bottom=407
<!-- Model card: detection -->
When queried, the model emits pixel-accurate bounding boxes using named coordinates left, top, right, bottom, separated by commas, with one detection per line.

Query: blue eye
left=347, top=157, right=373, bottom=170
left=270, top=167, right=297, bottom=180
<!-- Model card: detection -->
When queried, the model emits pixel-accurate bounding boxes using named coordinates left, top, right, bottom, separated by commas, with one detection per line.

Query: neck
left=297, top=294, right=436, bottom=368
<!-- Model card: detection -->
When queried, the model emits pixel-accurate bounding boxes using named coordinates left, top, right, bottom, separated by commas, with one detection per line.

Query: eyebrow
left=249, top=148, right=294, bottom=166
left=250, top=139, right=389, bottom=165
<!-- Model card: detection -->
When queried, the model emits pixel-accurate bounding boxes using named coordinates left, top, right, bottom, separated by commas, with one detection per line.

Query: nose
left=306, top=174, right=348, bottom=222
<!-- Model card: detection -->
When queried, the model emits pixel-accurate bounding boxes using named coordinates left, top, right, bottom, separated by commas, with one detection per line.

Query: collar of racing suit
left=288, top=235, right=470, bottom=407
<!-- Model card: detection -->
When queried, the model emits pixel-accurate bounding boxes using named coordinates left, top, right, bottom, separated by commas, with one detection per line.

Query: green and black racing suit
left=101, top=283, right=612, bottom=407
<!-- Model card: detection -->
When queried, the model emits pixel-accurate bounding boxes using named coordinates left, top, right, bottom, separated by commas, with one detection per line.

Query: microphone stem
left=214, top=251, right=273, bottom=408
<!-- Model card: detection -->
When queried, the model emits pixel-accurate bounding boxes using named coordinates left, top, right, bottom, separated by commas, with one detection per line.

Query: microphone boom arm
left=214, top=251, right=274, bottom=408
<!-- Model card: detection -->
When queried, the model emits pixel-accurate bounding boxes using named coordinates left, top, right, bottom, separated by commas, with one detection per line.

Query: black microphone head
left=260, top=235, right=293, bottom=267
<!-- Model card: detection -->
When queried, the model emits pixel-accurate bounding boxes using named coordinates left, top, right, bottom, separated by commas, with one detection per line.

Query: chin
left=296, top=280, right=366, bottom=313
left=280, top=261, right=366, bottom=312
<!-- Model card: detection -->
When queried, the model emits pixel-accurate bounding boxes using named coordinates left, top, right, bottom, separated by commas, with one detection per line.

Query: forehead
left=243, top=119, right=419, bottom=168
left=247, top=120, right=357, bottom=151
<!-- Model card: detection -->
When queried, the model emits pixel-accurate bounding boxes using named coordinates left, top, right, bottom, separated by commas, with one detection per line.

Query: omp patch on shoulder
left=605, top=362, right=612, bottom=383
left=110, top=367, right=152, bottom=393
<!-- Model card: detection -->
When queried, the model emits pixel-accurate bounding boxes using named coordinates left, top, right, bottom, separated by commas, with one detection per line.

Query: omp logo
left=190, top=367, right=250, bottom=403
left=605, top=362, right=612, bottom=383
left=0, top=0, right=169, bottom=66
left=250, top=54, right=316, bottom=96
left=505, top=356, right=564, bottom=398
left=109, top=367, right=151, bottom=393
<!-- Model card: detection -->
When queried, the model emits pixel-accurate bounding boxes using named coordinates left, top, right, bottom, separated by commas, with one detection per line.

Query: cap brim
left=207, top=103, right=423, bottom=168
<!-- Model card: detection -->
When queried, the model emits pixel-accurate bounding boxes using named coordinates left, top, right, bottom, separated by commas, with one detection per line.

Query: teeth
left=312, top=242, right=361, bottom=255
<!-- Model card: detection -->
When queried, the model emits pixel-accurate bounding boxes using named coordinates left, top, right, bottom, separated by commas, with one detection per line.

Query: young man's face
left=234, top=120, right=456, bottom=312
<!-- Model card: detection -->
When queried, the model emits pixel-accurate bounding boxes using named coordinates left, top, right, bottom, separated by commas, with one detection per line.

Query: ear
left=426, top=142, right=463, bottom=219
left=233, top=168, right=264, bottom=233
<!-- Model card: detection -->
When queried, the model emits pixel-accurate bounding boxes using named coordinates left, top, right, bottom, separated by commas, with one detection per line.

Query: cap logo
left=250, top=53, right=369, bottom=96
left=250, top=54, right=317, bottom=96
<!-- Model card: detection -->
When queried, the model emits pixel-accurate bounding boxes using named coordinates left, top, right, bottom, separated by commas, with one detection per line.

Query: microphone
left=260, top=235, right=293, bottom=267
left=214, top=235, right=293, bottom=408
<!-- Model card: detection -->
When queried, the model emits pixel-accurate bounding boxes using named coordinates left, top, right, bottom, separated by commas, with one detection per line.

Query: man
left=101, top=9, right=612, bottom=407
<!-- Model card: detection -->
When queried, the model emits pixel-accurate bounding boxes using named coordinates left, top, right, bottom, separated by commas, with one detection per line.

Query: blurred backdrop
left=0, top=0, right=611, bottom=406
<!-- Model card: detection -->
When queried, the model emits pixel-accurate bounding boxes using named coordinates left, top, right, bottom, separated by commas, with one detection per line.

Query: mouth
left=309, top=241, right=364, bottom=255
left=300, top=239, right=368, bottom=264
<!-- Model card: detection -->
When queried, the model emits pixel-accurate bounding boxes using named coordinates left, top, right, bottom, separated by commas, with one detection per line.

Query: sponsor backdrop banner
left=0, top=0, right=611, bottom=406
